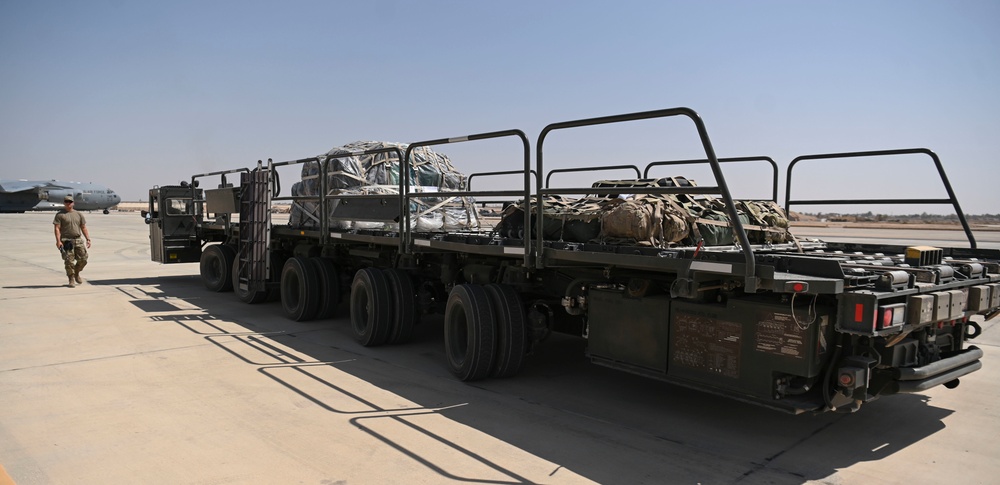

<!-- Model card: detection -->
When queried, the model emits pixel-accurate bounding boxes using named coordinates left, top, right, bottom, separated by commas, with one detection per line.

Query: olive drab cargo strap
left=654, top=193, right=696, bottom=243
left=737, top=200, right=791, bottom=244
left=649, top=198, right=665, bottom=245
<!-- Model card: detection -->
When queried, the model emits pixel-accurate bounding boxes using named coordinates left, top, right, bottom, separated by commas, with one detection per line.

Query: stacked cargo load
left=289, top=141, right=479, bottom=231
left=496, top=176, right=790, bottom=247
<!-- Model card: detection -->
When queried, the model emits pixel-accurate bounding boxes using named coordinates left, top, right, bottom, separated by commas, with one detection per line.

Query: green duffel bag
left=695, top=208, right=750, bottom=246
left=496, top=196, right=603, bottom=242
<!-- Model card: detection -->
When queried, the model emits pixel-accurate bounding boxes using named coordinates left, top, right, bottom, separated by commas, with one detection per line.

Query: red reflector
left=855, top=303, right=864, bottom=322
left=839, top=373, right=854, bottom=386
left=793, top=283, right=804, bottom=292
left=883, top=309, right=893, bottom=326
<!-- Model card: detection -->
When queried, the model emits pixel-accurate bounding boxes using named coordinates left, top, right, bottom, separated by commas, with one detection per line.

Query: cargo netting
left=289, top=141, right=479, bottom=232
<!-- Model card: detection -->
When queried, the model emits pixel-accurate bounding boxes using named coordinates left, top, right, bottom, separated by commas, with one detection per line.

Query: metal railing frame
left=643, top=156, right=779, bottom=203
left=270, top=147, right=408, bottom=251
left=784, top=148, right=976, bottom=248
left=402, top=130, right=533, bottom=267
left=544, top=164, right=641, bottom=189
left=536, top=107, right=758, bottom=292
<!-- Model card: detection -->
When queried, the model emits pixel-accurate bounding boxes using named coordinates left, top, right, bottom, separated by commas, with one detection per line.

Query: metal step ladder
left=235, top=162, right=272, bottom=301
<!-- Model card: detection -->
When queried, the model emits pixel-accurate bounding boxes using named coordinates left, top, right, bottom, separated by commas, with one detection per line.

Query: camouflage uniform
left=53, top=200, right=89, bottom=286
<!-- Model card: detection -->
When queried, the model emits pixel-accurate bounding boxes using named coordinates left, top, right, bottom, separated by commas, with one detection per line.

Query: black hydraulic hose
left=822, top=338, right=844, bottom=411
left=272, top=164, right=281, bottom=198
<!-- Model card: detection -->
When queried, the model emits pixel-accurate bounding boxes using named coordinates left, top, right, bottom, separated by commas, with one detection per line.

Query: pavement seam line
left=0, top=344, right=211, bottom=373
left=734, top=417, right=845, bottom=482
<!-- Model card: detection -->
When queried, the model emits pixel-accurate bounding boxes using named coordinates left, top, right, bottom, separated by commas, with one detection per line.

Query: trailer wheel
left=200, top=244, right=235, bottom=292
left=232, top=255, right=268, bottom=303
left=310, top=257, right=340, bottom=320
left=350, top=268, right=392, bottom=346
left=485, top=283, right=527, bottom=378
left=281, top=257, right=321, bottom=321
left=384, top=269, right=418, bottom=345
left=444, top=284, right=496, bottom=381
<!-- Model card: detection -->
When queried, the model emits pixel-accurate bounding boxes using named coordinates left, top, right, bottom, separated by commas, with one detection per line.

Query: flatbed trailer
left=145, top=108, right=999, bottom=414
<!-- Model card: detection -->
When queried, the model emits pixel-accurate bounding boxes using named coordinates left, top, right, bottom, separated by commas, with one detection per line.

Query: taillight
left=877, top=303, right=906, bottom=330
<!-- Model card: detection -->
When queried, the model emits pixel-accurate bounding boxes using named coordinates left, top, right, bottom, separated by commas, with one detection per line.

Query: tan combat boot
left=75, top=274, right=83, bottom=284
left=68, top=276, right=76, bottom=288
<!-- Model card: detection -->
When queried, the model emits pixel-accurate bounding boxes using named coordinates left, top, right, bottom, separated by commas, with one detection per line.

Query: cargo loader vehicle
left=144, top=108, right=1000, bottom=413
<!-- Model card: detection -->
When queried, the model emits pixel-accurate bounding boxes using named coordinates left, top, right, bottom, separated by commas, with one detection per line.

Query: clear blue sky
left=2, top=1, right=998, bottom=214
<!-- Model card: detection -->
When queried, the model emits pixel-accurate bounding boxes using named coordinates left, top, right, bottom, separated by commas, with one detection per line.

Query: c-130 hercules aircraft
left=0, top=179, right=121, bottom=214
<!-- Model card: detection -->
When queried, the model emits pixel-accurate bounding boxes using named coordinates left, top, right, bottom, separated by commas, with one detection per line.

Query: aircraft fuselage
left=0, top=179, right=121, bottom=213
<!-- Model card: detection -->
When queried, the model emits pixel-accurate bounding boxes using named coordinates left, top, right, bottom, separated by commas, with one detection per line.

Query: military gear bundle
left=496, top=176, right=790, bottom=247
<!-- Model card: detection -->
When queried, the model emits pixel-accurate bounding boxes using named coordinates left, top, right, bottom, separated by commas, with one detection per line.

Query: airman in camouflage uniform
left=53, top=195, right=91, bottom=287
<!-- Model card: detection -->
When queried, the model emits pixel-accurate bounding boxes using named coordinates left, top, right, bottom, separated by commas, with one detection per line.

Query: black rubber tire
left=444, top=284, right=496, bottom=381
left=200, top=244, right=235, bottom=292
left=350, top=268, right=392, bottom=346
left=384, top=269, right=418, bottom=345
left=484, top=283, right=527, bottom=378
left=280, top=257, right=321, bottom=321
left=232, top=254, right=268, bottom=303
left=310, top=257, right=340, bottom=320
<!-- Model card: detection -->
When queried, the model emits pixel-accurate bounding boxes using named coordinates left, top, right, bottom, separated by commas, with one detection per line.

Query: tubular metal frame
left=784, top=148, right=976, bottom=248
left=402, top=130, right=533, bottom=267
left=536, top=107, right=758, bottom=292
left=643, top=156, right=779, bottom=203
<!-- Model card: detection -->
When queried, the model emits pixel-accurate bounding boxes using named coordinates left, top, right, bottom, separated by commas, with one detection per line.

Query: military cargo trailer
left=145, top=107, right=998, bottom=414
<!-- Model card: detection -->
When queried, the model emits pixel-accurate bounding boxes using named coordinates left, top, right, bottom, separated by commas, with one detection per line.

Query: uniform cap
left=64, top=195, right=74, bottom=202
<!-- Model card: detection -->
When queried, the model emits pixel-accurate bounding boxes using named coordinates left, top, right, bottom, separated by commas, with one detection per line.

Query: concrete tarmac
left=789, top=224, right=1000, bottom=250
left=2, top=212, right=999, bottom=484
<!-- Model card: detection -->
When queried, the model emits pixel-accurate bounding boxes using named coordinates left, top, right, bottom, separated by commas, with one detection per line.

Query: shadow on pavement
left=89, top=275, right=955, bottom=484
